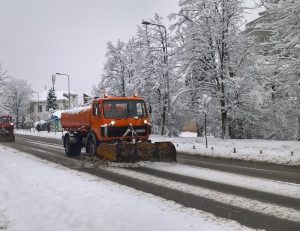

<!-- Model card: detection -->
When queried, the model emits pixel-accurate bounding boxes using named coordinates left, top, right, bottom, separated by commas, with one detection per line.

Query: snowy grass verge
left=152, top=133, right=300, bottom=166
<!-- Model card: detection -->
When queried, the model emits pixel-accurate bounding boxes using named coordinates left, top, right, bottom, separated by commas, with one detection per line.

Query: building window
left=38, top=105, right=43, bottom=112
left=29, top=104, right=34, bottom=113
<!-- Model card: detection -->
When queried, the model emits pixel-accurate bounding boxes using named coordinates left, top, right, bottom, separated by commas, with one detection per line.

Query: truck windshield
left=0, top=117, right=12, bottom=124
left=103, top=100, right=147, bottom=119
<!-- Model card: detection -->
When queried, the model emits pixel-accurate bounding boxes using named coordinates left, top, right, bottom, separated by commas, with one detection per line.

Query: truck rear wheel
left=64, top=135, right=81, bottom=156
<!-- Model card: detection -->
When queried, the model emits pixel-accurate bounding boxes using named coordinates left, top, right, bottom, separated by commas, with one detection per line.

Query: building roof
left=244, top=11, right=273, bottom=34
left=31, top=90, right=78, bottom=103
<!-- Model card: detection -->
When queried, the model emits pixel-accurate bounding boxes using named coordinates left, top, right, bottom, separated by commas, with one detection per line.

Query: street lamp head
left=55, top=72, right=71, bottom=109
left=142, top=20, right=151, bottom=26
left=55, top=72, right=69, bottom=77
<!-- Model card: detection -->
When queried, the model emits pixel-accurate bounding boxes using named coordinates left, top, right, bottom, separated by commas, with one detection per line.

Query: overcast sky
left=0, top=0, right=261, bottom=96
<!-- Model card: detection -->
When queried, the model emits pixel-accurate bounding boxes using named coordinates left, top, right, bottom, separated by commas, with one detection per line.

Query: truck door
left=92, top=102, right=101, bottom=139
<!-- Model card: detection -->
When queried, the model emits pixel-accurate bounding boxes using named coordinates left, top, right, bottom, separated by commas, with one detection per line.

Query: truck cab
left=0, top=115, right=15, bottom=142
left=91, top=96, right=151, bottom=142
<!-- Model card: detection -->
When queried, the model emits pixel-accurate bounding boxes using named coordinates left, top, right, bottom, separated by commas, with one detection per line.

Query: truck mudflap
left=96, top=141, right=176, bottom=162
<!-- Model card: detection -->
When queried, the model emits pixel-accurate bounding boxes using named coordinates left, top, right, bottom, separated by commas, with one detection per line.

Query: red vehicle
left=0, top=115, right=15, bottom=142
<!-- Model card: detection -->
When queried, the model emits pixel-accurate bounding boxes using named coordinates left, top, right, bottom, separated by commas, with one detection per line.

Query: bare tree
left=170, top=0, right=250, bottom=139
left=6, top=78, right=32, bottom=129
left=101, top=39, right=136, bottom=96
left=0, top=63, right=9, bottom=114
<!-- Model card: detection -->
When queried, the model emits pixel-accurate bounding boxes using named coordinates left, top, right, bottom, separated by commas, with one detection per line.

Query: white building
left=29, top=90, right=78, bottom=122
left=243, top=11, right=274, bottom=55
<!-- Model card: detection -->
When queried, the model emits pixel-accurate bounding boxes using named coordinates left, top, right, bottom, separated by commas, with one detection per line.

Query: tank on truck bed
left=60, top=95, right=176, bottom=162
left=61, top=106, right=91, bottom=131
left=0, top=115, right=15, bottom=142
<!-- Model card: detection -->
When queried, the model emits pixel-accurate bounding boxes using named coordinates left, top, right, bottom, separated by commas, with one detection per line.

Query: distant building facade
left=29, top=90, right=78, bottom=122
left=243, top=11, right=274, bottom=55
left=244, top=10, right=300, bottom=140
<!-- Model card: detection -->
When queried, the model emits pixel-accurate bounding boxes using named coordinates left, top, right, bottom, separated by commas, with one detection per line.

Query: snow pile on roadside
left=151, top=133, right=300, bottom=166
left=16, top=130, right=67, bottom=137
left=0, top=145, right=253, bottom=231
left=15, top=130, right=300, bottom=166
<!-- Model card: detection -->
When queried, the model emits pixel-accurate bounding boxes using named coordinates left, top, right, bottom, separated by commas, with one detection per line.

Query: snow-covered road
left=141, top=162, right=300, bottom=199
left=1, top=134, right=300, bottom=230
left=0, top=145, right=253, bottom=231
left=106, top=167, right=300, bottom=223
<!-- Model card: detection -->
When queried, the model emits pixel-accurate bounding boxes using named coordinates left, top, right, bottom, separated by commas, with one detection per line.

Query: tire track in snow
left=5, top=134, right=300, bottom=230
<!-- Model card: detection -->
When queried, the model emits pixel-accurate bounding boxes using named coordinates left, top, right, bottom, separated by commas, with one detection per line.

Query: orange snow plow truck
left=60, top=95, right=176, bottom=162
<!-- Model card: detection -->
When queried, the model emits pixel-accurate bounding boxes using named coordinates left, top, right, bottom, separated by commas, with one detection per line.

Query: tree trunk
left=297, top=114, right=300, bottom=140
left=221, top=109, right=228, bottom=139
left=16, top=114, right=19, bottom=129
left=161, top=105, right=166, bottom=136
left=220, top=97, right=229, bottom=139
left=297, top=90, right=300, bottom=140
left=204, top=113, right=208, bottom=148
left=121, top=66, right=125, bottom=96
left=220, top=76, right=229, bottom=139
left=196, top=120, right=203, bottom=137
left=161, top=91, right=168, bottom=136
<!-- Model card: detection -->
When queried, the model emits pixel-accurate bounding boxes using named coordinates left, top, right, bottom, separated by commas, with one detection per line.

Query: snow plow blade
left=0, top=134, right=15, bottom=142
left=96, top=141, right=176, bottom=162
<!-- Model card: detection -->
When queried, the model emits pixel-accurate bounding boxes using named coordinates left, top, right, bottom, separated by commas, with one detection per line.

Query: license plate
left=135, top=128, right=146, bottom=133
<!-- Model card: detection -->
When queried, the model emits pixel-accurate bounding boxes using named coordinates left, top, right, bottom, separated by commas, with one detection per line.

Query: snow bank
left=152, top=134, right=300, bottom=166
left=33, top=120, right=48, bottom=127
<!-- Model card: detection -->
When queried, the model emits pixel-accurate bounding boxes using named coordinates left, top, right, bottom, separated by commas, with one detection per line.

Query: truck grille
left=101, top=126, right=148, bottom=137
left=0, top=127, right=13, bottom=135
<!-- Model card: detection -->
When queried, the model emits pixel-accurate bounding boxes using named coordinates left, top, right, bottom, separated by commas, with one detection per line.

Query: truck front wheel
left=64, top=135, right=81, bottom=156
left=87, top=137, right=97, bottom=156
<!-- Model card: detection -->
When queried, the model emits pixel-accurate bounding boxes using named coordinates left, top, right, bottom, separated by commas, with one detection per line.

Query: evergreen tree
left=47, top=88, right=58, bottom=111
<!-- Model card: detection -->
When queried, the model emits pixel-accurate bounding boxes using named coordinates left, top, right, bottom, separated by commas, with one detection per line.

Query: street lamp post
left=51, top=74, right=56, bottom=90
left=55, top=73, right=71, bottom=109
left=202, top=95, right=211, bottom=149
left=142, top=20, right=170, bottom=135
